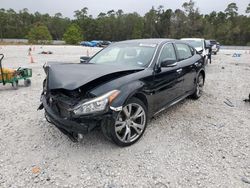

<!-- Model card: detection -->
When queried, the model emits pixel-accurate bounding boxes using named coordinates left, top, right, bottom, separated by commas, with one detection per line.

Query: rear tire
left=102, top=98, right=148, bottom=147
left=24, top=79, right=31, bottom=87
left=191, top=73, right=204, bottom=99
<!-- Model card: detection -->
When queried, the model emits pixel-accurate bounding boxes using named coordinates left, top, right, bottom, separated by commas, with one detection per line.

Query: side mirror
left=161, top=58, right=177, bottom=67
left=80, top=56, right=90, bottom=63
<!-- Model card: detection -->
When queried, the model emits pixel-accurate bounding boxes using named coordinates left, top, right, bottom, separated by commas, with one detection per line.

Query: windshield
left=89, top=43, right=157, bottom=67
left=182, top=40, right=203, bottom=48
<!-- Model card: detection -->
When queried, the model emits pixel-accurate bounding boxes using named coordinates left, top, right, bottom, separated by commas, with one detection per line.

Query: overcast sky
left=1, top=0, right=249, bottom=18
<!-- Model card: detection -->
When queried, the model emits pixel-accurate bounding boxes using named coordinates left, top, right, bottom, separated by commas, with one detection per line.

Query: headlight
left=72, top=90, right=120, bottom=115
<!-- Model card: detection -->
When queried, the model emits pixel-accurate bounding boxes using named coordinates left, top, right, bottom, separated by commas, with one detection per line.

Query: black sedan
left=39, top=39, right=205, bottom=147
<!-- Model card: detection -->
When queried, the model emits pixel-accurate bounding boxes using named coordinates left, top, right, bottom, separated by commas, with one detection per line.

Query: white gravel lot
left=0, top=45, right=249, bottom=188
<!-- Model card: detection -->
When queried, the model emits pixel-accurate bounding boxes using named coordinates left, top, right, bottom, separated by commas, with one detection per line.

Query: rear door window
left=158, top=43, right=177, bottom=63
left=176, top=43, right=193, bottom=61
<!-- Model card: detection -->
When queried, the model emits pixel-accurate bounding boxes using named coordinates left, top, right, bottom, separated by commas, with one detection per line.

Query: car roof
left=117, top=38, right=176, bottom=45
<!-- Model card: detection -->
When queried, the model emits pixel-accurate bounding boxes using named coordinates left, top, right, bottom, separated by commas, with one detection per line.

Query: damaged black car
left=39, top=39, right=206, bottom=147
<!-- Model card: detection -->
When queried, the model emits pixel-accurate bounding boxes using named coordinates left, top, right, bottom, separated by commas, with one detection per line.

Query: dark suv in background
left=208, top=39, right=220, bottom=55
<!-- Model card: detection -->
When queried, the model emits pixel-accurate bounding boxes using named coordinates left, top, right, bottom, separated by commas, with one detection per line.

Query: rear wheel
left=103, top=98, right=148, bottom=147
left=24, top=79, right=31, bottom=87
left=191, top=73, right=204, bottom=99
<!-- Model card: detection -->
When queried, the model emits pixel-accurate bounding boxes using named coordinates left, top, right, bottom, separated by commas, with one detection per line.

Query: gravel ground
left=0, top=46, right=249, bottom=188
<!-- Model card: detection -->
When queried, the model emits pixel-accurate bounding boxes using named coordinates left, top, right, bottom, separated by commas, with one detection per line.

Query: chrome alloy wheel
left=115, top=103, right=146, bottom=143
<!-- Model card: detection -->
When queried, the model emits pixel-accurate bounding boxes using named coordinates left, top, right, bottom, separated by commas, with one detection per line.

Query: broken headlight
left=72, top=90, right=120, bottom=115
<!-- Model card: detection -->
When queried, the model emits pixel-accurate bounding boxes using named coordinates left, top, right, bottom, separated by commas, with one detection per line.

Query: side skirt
left=153, top=92, right=193, bottom=117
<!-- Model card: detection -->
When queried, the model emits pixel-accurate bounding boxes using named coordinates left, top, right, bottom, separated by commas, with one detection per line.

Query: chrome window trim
left=146, top=40, right=166, bottom=68
left=155, top=42, right=177, bottom=67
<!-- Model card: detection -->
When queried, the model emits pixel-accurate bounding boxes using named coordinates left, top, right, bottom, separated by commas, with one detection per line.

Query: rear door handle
left=177, top=68, right=182, bottom=73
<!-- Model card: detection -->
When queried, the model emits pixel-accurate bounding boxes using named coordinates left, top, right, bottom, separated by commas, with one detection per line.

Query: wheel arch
left=110, top=80, right=148, bottom=109
left=130, top=92, right=148, bottom=110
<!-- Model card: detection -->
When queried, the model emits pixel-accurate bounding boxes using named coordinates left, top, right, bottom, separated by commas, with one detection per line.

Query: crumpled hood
left=45, top=63, right=144, bottom=90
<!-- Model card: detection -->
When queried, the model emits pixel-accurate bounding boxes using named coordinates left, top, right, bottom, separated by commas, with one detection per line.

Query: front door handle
left=177, top=68, right=182, bottom=73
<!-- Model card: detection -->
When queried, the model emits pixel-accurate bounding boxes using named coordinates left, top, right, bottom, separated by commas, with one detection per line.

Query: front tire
left=12, top=80, right=18, bottom=90
left=103, top=98, right=148, bottom=147
left=191, top=73, right=204, bottom=99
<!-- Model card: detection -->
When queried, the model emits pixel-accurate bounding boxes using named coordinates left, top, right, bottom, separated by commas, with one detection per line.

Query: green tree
left=170, top=9, right=188, bottom=38
left=182, top=0, right=203, bottom=37
left=48, top=13, right=70, bottom=40
left=225, top=3, right=238, bottom=17
left=0, top=9, right=7, bottom=40
left=157, top=8, right=172, bottom=38
left=144, top=7, right=159, bottom=38
left=63, top=24, right=82, bottom=44
left=246, top=3, right=250, bottom=14
left=131, top=17, right=144, bottom=39
left=182, top=0, right=195, bottom=14
left=1, top=4, right=250, bottom=46
left=27, top=24, right=52, bottom=44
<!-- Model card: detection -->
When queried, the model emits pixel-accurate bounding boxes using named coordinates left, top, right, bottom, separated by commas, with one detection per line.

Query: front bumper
left=41, top=95, right=117, bottom=135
